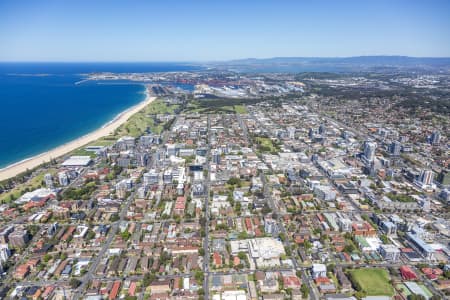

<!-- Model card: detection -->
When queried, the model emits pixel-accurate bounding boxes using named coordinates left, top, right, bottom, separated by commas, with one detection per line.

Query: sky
left=0, top=0, right=449, bottom=62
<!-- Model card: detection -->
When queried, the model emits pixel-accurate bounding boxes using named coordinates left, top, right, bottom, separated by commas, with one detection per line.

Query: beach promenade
left=0, top=94, right=156, bottom=181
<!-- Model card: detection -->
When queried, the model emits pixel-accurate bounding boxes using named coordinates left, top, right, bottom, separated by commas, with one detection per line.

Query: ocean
left=0, top=63, right=198, bottom=169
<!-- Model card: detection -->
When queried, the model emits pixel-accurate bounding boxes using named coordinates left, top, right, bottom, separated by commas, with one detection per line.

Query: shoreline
left=0, top=88, right=156, bottom=181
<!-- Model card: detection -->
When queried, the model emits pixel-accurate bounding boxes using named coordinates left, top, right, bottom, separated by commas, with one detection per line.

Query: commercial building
left=430, top=131, right=441, bottom=145
left=363, top=141, right=377, bottom=162
left=264, top=217, right=279, bottom=235
left=0, top=244, right=11, bottom=263
left=143, top=170, right=159, bottom=186
left=379, top=244, right=401, bottom=261
left=312, top=264, right=327, bottom=278
left=389, top=141, right=401, bottom=156
left=247, top=238, right=285, bottom=268
left=61, top=155, right=92, bottom=167
left=406, top=232, right=435, bottom=260
left=58, top=171, right=70, bottom=186
left=8, top=229, right=30, bottom=248
left=314, top=185, right=337, bottom=201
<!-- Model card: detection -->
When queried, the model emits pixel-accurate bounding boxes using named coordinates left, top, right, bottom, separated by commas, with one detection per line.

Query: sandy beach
left=0, top=92, right=156, bottom=181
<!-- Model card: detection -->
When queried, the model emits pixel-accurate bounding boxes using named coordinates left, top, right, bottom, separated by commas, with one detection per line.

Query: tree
left=262, top=204, right=272, bottom=214
left=313, top=228, right=322, bottom=235
left=327, top=263, right=335, bottom=273
left=159, top=251, right=172, bottom=265
left=355, top=291, right=367, bottom=299
left=344, top=243, right=355, bottom=253
left=238, top=231, right=249, bottom=239
left=86, top=230, right=96, bottom=240
left=408, top=295, right=426, bottom=300
left=194, top=270, right=204, bottom=282
left=234, top=202, right=241, bottom=213
left=227, top=177, right=241, bottom=186
left=43, top=254, right=52, bottom=263
left=143, top=273, right=156, bottom=286
left=110, top=213, right=120, bottom=222
left=198, top=248, right=205, bottom=256
left=320, top=234, right=329, bottom=243
left=27, top=224, right=40, bottom=236
left=380, top=234, right=390, bottom=244
left=285, top=245, right=292, bottom=256
left=216, top=223, right=229, bottom=231
left=303, top=240, right=312, bottom=251
left=300, top=283, right=309, bottom=299
left=121, top=230, right=131, bottom=241
left=70, top=278, right=81, bottom=288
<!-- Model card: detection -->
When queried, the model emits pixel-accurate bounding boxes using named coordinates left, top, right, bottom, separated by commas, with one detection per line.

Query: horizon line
left=1, top=54, right=450, bottom=64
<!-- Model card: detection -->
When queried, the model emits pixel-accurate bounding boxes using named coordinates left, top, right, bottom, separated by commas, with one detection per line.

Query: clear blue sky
left=0, top=0, right=449, bottom=61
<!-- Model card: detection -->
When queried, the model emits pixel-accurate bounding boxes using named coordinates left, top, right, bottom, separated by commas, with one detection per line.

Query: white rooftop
left=312, top=263, right=327, bottom=273
left=16, top=188, right=55, bottom=204
left=61, top=155, right=92, bottom=167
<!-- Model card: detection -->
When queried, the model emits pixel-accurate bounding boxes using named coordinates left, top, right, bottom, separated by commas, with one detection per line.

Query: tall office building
left=418, top=170, right=434, bottom=186
left=8, top=229, right=30, bottom=248
left=44, top=173, right=53, bottom=188
left=341, top=130, right=350, bottom=140
left=143, top=169, right=159, bottom=187
left=430, top=131, right=441, bottom=145
left=318, top=124, right=326, bottom=135
left=264, top=218, right=279, bottom=235
left=212, top=150, right=221, bottom=164
left=58, top=171, right=69, bottom=186
left=0, top=244, right=10, bottom=263
left=308, top=128, right=314, bottom=139
left=363, top=141, right=377, bottom=162
left=137, top=153, right=149, bottom=167
left=287, top=126, right=296, bottom=139
left=389, top=141, right=401, bottom=156
left=0, top=226, right=14, bottom=244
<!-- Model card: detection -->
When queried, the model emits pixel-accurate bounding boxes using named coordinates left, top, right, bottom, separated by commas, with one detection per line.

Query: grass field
left=114, top=99, right=178, bottom=137
left=0, top=168, right=56, bottom=203
left=70, top=148, right=97, bottom=158
left=233, top=105, right=247, bottom=114
left=349, top=268, right=394, bottom=296
left=87, top=137, right=116, bottom=147
left=255, top=137, right=280, bottom=153
left=184, top=100, right=248, bottom=114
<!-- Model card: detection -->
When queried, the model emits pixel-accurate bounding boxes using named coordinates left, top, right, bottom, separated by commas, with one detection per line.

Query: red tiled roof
left=109, top=281, right=121, bottom=300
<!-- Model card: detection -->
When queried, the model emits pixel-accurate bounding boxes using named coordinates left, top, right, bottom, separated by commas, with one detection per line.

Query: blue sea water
left=0, top=63, right=198, bottom=168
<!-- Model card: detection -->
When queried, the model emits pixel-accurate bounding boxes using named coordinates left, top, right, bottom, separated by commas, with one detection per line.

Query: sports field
left=349, top=268, right=395, bottom=296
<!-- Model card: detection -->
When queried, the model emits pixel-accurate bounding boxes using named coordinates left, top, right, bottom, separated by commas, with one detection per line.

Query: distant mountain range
left=207, top=56, right=450, bottom=73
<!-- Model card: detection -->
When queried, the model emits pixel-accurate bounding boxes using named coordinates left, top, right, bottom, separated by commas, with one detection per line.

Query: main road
left=203, top=114, right=212, bottom=300
left=73, top=184, right=137, bottom=300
